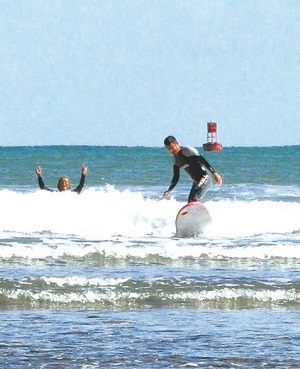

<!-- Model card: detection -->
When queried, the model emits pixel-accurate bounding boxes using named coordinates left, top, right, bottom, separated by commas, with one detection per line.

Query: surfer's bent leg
left=188, top=175, right=211, bottom=202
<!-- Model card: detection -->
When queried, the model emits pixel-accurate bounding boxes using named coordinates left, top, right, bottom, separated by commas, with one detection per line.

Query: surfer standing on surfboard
left=163, top=136, right=222, bottom=202
left=35, top=165, right=87, bottom=194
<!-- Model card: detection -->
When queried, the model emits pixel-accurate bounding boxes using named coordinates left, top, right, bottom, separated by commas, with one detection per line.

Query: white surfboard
left=175, top=201, right=212, bottom=238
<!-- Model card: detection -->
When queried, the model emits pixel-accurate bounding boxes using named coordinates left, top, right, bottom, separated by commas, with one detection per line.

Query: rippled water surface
left=0, top=145, right=299, bottom=368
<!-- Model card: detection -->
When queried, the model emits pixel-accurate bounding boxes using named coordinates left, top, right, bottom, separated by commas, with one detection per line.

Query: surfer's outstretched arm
left=197, top=156, right=223, bottom=185
left=163, top=164, right=180, bottom=198
left=35, top=167, right=54, bottom=192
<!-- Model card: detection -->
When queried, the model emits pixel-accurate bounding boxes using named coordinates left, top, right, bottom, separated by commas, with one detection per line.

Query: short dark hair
left=164, top=136, right=177, bottom=146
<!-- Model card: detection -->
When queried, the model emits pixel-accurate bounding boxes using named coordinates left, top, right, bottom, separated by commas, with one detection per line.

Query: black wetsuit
left=167, top=146, right=216, bottom=202
left=37, top=174, right=86, bottom=194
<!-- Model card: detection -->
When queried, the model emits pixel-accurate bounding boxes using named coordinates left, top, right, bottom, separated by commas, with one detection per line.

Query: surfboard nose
left=175, top=202, right=212, bottom=238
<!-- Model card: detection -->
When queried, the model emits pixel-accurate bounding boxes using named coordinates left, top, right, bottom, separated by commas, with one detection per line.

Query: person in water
left=163, top=136, right=222, bottom=202
left=35, top=165, right=88, bottom=194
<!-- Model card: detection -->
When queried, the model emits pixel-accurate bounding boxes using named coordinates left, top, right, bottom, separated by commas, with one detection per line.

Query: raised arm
left=73, top=165, right=88, bottom=194
left=35, top=167, right=54, bottom=191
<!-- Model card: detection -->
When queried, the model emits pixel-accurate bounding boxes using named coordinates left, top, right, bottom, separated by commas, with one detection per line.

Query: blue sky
left=0, top=0, right=299, bottom=147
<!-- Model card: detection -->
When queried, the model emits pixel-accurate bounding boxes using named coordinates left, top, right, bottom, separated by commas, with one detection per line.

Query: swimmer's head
left=57, top=177, right=71, bottom=191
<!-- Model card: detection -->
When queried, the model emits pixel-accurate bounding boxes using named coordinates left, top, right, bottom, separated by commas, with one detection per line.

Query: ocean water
left=0, top=145, right=299, bottom=368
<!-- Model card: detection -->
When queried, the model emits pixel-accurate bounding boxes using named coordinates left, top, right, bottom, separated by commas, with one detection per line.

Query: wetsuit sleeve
left=73, top=174, right=85, bottom=194
left=37, top=176, right=53, bottom=192
left=197, top=155, right=216, bottom=174
left=167, top=165, right=180, bottom=192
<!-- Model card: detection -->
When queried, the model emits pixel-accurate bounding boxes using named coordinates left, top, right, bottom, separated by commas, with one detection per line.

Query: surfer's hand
left=213, top=172, right=222, bottom=185
left=163, top=191, right=170, bottom=199
left=36, top=167, right=42, bottom=177
left=81, top=165, right=88, bottom=175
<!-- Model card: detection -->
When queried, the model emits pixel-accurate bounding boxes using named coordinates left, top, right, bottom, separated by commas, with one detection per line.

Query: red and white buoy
left=202, top=121, right=223, bottom=152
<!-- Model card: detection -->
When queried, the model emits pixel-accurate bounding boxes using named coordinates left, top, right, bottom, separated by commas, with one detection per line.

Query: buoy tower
left=203, top=121, right=223, bottom=152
